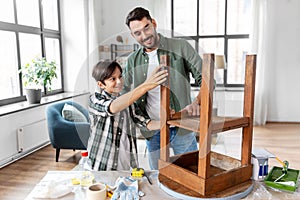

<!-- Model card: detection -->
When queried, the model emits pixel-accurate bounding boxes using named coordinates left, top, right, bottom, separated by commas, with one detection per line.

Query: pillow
left=62, top=103, right=88, bottom=122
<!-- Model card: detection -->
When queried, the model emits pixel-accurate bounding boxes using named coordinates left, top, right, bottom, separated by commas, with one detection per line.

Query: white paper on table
left=31, top=171, right=79, bottom=199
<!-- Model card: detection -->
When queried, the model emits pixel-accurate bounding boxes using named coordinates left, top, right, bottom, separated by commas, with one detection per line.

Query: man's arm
left=180, top=40, right=202, bottom=116
left=179, top=97, right=200, bottom=116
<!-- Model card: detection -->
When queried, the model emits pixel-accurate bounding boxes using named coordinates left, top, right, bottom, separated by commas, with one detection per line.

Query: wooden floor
left=0, top=147, right=80, bottom=200
left=0, top=123, right=299, bottom=200
left=253, top=123, right=300, bottom=170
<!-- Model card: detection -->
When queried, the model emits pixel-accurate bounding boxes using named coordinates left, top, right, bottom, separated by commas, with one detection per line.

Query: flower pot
left=25, top=89, right=42, bottom=104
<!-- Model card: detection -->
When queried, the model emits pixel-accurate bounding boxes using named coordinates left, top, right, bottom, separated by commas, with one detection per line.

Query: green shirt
left=123, top=34, right=202, bottom=139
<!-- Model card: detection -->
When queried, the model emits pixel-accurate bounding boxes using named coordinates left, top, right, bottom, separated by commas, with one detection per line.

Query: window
left=0, top=0, right=62, bottom=105
left=172, top=0, right=252, bottom=86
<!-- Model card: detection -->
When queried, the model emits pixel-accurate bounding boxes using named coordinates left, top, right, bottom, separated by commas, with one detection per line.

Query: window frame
left=171, top=0, right=250, bottom=87
left=0, top=0, right=63, bottom=106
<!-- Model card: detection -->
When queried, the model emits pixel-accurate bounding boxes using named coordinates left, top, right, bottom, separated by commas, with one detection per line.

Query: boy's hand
left=143, top=66, right=168, bottom=89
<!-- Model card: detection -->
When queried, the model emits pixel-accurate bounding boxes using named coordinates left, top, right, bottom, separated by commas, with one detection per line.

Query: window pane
left=198, top=38, right=224, bottom=56
left=45, top=37, right=62, bottom=90
left=19, top=33, right=42, bottom=64
left=199, top=0, right=225, bottom=35
left=19, top=33, right=42, bottom=92
left=227, top=39, right=249, bottom=84
left=187, top=39, right=196, bottom=50
left=173, top=0, right=197, bottom=36
left=0, top=1, right=15, bottom=23
left=198, top=38, right=225, bottom=85
left=0, top=31, right=20, bottom=100
left=16, top=0, right=40, bottom=27
left=227, top=0, right=252, bottom=34
left=42, top=0, right=58, bottom=30
left=186, top=39, right=197, bottom=85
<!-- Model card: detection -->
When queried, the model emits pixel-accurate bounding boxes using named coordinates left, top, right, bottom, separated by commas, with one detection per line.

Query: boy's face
left=129, top=17, right=159, bottom=52
left=98, top=67, right=123, bottom=95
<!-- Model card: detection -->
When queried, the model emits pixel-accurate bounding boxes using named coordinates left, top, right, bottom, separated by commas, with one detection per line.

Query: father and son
left=87, top=7, right=203, bottom=171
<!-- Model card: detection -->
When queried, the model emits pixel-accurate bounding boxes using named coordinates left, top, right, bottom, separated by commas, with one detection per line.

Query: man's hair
left=92, top=60, right=122, bottom=85
left=126, top=7, right=152, bottom=27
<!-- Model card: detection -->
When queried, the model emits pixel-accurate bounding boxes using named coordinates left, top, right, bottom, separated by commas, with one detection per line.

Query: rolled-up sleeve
left=89, top=94, right=114, bottom=117
left=128, top=103, right=151, bottom=131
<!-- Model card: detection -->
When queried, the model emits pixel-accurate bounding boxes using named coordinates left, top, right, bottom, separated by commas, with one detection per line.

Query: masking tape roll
left=86, top=183, right=106, bottom=200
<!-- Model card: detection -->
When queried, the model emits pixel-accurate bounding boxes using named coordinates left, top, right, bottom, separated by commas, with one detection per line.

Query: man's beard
left=142, top=34, right=159, bottom=50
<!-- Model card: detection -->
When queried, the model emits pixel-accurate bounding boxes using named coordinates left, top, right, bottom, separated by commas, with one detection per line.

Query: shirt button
left=141, top=99, right=144, bottom=102
left=145, top=60, right=147, bottom=63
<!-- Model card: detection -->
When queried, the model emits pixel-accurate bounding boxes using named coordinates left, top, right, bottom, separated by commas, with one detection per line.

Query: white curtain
left=250, top=0, right=270, bottom=125
left=152, top=0, right=171, bottom=36
left=86, top=0, right=100, bottom=93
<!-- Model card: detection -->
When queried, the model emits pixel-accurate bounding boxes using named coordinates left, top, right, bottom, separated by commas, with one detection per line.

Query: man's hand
left=180, top=98, right=200, bottom=116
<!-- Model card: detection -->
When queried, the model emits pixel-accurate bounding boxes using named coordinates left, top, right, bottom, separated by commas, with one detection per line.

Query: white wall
left=266, top=0, right=300, bottom=122
left=94, top=0, right=153, bottom=44
left=93, top=0, right=171, bottom=46
left=0, top=95, right=89, bottom=166
left=60, top=0, right=90, bottom=93
left=0, top=106, right=47, bottom=165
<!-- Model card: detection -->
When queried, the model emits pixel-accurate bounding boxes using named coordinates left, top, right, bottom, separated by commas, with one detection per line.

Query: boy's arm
left=109, top=66, right=167, bottom=114
left=129, top=104, right=160, bottom=131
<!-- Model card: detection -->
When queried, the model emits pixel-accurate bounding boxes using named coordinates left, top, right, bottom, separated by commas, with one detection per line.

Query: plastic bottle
left=78, top=151, right=92, bottom=170
left=78, top=151, right=93, bottom=187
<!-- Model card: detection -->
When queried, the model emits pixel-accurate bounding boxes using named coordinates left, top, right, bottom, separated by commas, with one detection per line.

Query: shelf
left=167, top=116, right=250, bottom=134
left=112, top=50, right=133, bottom=53
left=110, top=44, right=139, bottom=60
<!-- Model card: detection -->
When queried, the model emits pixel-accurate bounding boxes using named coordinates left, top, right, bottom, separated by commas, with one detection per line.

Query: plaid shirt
left=87, top=90, right=150, bottom=171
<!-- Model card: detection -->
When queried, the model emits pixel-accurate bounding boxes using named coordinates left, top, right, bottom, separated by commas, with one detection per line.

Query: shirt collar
left=95, top=90, right=118, bottom=100
left=158, top=33, right=166, bottom=49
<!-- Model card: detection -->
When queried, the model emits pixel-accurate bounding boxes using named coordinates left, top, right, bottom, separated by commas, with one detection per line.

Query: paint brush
left=276, top=157, right=285, bottom=167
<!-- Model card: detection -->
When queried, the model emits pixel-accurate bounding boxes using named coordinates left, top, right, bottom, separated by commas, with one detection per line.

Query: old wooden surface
left=159, top=53, right=257, bottom=196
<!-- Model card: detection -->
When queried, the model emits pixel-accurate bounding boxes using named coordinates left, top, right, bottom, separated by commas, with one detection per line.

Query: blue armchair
left=46, top=101, right=90, bottom=162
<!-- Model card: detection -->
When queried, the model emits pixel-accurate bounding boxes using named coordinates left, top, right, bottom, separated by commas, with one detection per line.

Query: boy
left=87, top=60, right=167, bottom=170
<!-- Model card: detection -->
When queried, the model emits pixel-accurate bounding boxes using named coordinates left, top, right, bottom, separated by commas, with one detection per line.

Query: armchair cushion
left=46, top=101, right=90, bottom=162
left=62, top=103, right=88, bottom=122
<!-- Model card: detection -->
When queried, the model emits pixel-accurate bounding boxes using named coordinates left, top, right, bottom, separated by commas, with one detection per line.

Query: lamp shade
left=215, top=55, right=226, bottom=69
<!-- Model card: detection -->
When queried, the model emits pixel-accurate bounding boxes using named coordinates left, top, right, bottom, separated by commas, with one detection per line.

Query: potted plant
left=19, top=56, right=58, bottom=104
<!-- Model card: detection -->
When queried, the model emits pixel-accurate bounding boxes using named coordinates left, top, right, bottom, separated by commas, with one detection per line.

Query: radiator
left=17, top=119, right=50, bottom=153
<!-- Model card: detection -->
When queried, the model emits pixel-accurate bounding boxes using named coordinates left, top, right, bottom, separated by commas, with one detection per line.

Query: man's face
left=129, top=17, right=159, bottom=52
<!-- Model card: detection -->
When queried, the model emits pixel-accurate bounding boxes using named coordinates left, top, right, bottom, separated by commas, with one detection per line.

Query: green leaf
left=19, top=56, right=58, bottom=90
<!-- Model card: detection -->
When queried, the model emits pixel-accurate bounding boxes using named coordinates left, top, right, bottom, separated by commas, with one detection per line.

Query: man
left=123, top=7, right=202, bottom=170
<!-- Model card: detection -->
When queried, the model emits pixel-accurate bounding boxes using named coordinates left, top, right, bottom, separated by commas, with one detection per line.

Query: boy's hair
left=126, top=7, right=152, bottom=27
left=92, top=60, right=122, bottom=85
